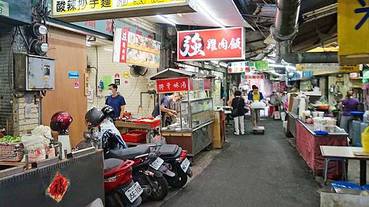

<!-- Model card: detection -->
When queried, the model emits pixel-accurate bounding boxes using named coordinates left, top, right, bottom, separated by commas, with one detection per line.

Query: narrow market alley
left=163, top=120, right=320, bottom=207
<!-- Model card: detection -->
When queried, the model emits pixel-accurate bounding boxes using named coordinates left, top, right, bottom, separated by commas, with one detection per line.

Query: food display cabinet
left=151, top=69, right=215, bottom=157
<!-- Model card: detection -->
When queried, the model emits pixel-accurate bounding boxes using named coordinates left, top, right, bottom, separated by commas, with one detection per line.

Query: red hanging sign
left=46, top=172, right=70, bottom=203
left=119, top=28, right=129, bottom=63
left=156, top=77, right=192, bottom=93
left=177, top=27, right=245, bottom=61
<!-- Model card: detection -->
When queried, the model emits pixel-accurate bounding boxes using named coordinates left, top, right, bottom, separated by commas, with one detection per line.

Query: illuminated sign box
left=51, top=0, right=195, bottom=22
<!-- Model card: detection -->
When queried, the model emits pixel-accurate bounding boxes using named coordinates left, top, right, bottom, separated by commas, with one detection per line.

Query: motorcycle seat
left=143, top=144, right=180, bottom=155
left=156, top=144, right=180, bottom=156
left=110, top=145, right=150, bottom=160
left=104, top=158, right=124, bottom=173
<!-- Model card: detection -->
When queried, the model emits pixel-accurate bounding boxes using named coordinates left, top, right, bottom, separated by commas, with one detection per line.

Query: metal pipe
left=273, top=0, right=338, bottom=63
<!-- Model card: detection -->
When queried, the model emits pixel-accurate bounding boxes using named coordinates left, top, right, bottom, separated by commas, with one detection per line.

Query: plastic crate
left=122, top=130, right=147, bottom=143
left=133, top=119, right=161, bottom=128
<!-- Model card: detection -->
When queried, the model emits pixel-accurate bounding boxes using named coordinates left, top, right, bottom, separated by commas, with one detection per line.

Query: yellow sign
left=338, top=0, right=369, bottom=65
left=52, top=0, right=193, bottom=21
left=296, top=64, right=360, bottom=75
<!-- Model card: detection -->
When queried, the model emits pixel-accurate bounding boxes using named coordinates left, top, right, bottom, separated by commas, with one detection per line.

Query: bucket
left=361, top=126, right=369, bottom=152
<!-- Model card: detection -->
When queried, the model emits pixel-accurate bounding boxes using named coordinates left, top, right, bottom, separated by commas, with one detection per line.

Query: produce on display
left=0, top=135, right=21, bottom=144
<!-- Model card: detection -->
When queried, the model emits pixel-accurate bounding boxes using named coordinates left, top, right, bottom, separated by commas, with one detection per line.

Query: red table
left=295, top=120, right=348, bottom=179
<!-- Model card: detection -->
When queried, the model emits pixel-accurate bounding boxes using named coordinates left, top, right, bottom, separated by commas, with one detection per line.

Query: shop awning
left=150, top=68, right=195, bottom=80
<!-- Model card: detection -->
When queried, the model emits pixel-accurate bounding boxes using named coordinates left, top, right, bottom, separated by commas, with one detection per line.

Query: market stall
left=0, top=128, right=104, bottom=207
left=296, top=119, right=348, bottom=179
left=286, top=92, right=349, bottom=179
left=150, top=69, right=214, bottom=157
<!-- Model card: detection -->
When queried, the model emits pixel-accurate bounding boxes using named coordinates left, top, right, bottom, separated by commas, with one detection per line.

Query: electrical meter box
left=14, top=53, right=55, bottom=91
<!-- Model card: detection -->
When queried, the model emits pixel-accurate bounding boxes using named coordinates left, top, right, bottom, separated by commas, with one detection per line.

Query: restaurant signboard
left=177, top=27, right=245, bottom=61
left=156, top=77, right=192, bottom=93
left=52, top=0, right=194, bottom=22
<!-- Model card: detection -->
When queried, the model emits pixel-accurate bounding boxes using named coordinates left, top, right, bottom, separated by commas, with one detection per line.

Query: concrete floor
left=162, top=120, right=320, bottom=207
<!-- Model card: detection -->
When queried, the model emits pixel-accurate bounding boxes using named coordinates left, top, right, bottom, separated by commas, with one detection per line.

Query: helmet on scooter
left=50, top=112, right=73, bottom=133
left=85, top=107, right=105, bottom=127
left=101, top=105, right=115, bottom=119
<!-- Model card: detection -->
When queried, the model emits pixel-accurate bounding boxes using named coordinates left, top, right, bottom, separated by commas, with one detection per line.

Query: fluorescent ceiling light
left=269, top=63, right=296, bottom=71
left=194, top=1, right=225, bottom=28
left=156, top=15, right=176, bottom=26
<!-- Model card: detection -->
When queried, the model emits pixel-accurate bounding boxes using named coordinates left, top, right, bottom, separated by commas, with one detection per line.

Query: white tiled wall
left=87, top=45, right=157, bottom=116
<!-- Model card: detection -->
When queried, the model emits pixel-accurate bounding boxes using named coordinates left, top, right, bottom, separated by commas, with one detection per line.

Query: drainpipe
left=272, top=0, right=338, bottom=63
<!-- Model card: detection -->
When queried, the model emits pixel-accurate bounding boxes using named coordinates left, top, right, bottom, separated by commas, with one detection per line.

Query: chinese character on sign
left=181, top=81, right=187, bottom=89
left=218, top=38, right=228, bottom=50
left=173, top=82, right=180, bottom=88
left=89, top=0, right=99, bottom=9
left=179, top=33, right=205, bottom=57
left=158, top=84, right=164, bottom=91
left=122, top=32, right=127, bottom=41
left=67, top=0, right=76, bottom=11
left=77, top=0, right=87, bottom=9
left=229, top=38, right=241, bottom=49
left=206, top=39, right=217, bottom=51
left=101, top=0, right=112, bottom=8
left=354, top=0, right=369, bottom=30
left=56, top=1, right=66, bottom=12
left=166, top=82, right=171, bottom=90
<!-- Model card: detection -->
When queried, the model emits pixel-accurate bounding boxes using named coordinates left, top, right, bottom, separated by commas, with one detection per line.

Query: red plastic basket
left=133, top=118, right=161, bottom=128
left=122, top=130, right=147, bottom=143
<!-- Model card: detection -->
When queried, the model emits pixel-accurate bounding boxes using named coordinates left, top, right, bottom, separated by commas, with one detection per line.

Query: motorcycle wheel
left=167, top=164, right=188, bottom=189
left=148, top=174, right=169, bottom=201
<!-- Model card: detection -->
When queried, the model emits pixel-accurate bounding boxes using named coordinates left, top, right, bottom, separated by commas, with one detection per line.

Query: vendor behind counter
left=339, top=90, right=360, bottom=133
left=152, top=93, right=182, bottom=127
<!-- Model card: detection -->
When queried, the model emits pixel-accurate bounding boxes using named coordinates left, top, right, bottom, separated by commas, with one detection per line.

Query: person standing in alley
left=232, top=90, right=246, bottom=135
left=339, top=90, right=359, bottom=133
left=269, top=90, right=281, bottom=118
left=106, top=83, right=126, bottom=119
left=248, top=85, right=265, bottom=127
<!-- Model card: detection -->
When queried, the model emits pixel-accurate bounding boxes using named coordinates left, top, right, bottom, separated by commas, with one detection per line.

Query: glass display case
left=180, top=97, right=213, bottom=129
left=150, top=69, right=215, bottom=157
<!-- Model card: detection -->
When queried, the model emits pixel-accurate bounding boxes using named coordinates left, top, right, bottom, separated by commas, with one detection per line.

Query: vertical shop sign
left=0, top=0, right=9, bottom=17
left=338, top=0, right=369, bottom=64
left=156, top=77, right=191, bottom=93
left=177, top=27, right=245, bottom=61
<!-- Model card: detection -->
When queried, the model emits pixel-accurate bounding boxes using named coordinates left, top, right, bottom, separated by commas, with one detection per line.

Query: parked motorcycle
left=104, top=158, right=142, bottom=207
left=132, top=144, right=192, bottom=188
left=109, top=149, right=169, bottom=201
left=83, top=107, right=170, bottom=201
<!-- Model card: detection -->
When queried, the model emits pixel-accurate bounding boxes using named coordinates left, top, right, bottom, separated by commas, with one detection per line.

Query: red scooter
left=104, top=158, right=143, bottom=207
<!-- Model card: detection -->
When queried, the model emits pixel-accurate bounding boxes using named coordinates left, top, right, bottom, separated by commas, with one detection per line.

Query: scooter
left=109, top=148, right=169, bottom=201
left=104, top=158, right=142, bottom=207
left=134, top=144, right=192, bottom=188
